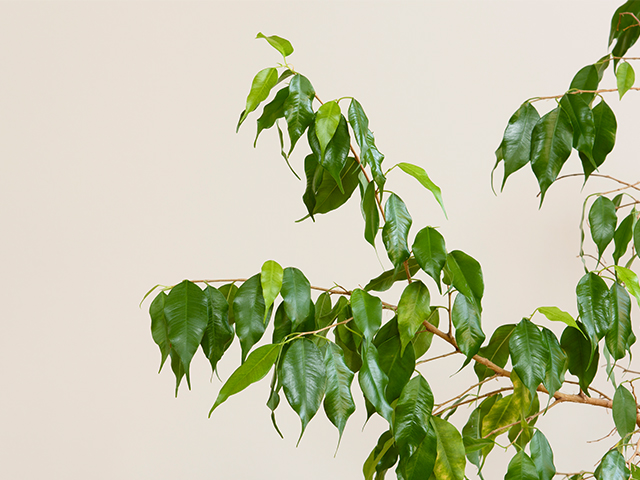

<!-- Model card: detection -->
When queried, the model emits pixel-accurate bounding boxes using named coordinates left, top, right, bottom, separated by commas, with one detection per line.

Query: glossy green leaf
left=233, top=274, right=269, bottom=362
left=363, top=431, right=396, bottom=480
left=255, top=32, right=293, bottom=57
left=201, top=285, right=234, bottom=374
left=635, top=219, right=640, bottom=258
left=284, top=74, right=315, bottom=154
left=281, top=267, right=312, bottom=331
left=397, top=162, right=446, bottom=218
left=509, top=318, right=548, bottom=397
left=165, top=280, right=208, bottom=386
left=609, top=2, right=640, bottom=61
left=210, top=343, right=281, bottom=414
left=576, top=272, right=610, bottom=345
left=570, top=64, right=600, bottom=104
left=432, top=416, right=466, bottom=480
left=617, top=62, right=635, bottom=99
left=351, top=289, right=382, bottom=342
left=614, top=265, right=640, bottom=307
left=169, top=348, right=186, bottom=397
left=462, top=395, right=499, bottom=467
left=272, top=302, right=291, bottom=344
left=364, top=257, right=420, bottom=292
left=530, top=430, right=555, bottom=480
left=559, top=94, right=595, bottom=163
left=361, top=181, right=379, bottom=247
left=481, top=393, right=521, bottom=439
left=412, top=227, right=447, bottom=292
left=394, top=374, right=434, bottom=452
left=397, top=281, right=431, bottom=354
left=561, top=324, right=599, bottom=393
left=308, top=115, right=351, bottom=193
left=589, top=196, right=617, bottom=260
left=443, top=250, right=484, bottom=312
left=413, top=308, right=439, bottom=360
left=281, top=338, right=326, bottom=442
left=314, top=292, right=334, bottom=332
left=495, top=102, right=540, bottom=189
left=530, top=106, right=573, bottom=202
left=541, top=328, right=567, bottom=399
left=363, top=130, right=386, bottom=191
left=606, top=282, right=635, bottom=360
left=504, top=451, right=539, bottom=480
left=218, top=283, right=238, bottom=325
left=348, top=98, right=370, bottom=159
left=261, top=260, right=283, bottom=316
left=613, top=385, right=637, bottom=439
left=316, top=101, right=341, bottom=155
left=302, top=153, right=319, bottom=218
left=359, top=341, right=393, bottom=424
left=323, top=342, right=355, bottom=444
left=237, top=67, right=279, bottom=130
left=613, top=213, right=634, bottom=264
left=595, top=449, right=630, bottom=480
left=537, top=306, right=579, bottom=330
left=149, top=291, right=170, bottom=372
left=580, top=99, right=617, bottom=179
left=452, top=293, right=485, bottom=365
left=382, top=193, right=412, bottom=268
left=254, top=86, right=289, bottom=146
left=374, top=318, right=416, bottom=402
left=398, top=422, right=437, bottom=480
left=474, top=324, right=516, bottom=381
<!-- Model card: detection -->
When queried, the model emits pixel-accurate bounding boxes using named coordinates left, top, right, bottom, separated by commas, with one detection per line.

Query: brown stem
left=531, top=87, right=640, bottom=102
left=416, top=350, right=458, bottom=365
left=483, top=400, right=561, bottom=439
left=287, top=317, right=353, bottom=342
left=433, top=386, right=515, bottom=416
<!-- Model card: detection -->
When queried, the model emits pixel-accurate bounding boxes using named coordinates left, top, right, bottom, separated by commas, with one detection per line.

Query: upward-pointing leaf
left=432, top=416, right=466, bottom=480
left=504, top=451, right=540, bottom=480
left=233, top=274, right=269, bottom=362
left=412, top=226, right=447, bottom=292
left=237, top=67, right=279, bottom=131
left=443, top=250, right=484, bottom=312
left=530, top=430, right=556, bottom=480
left=474, top=324, right=516, bottom=381
left=382, top=193, right=412, bottom=268
left=509, top=318, right=548, bottom=397
left=255, top=32, right=294, bottom=57
left=261, top=260, right=283, bottom=316
left=350, top=289, right=382, bottom=343
left=595, top=449, right=630, bottom=480
left=570, top=64, right=600, bottom=105
left=315, top=101, right=341, bottom=155
left=284, top=74, right=315, bottom=155
left=397, top=281, right=431, bottom=354
left=348, top=98, right=370, bottom=159
left=609, top=2, right=640, bottom=61
left=281, top=267, right=312, bottom=331
left=613, top=213, right=634, bottom=264
left=589, top=196, right=617, bottom=260
left=397, top=162, right=447, bottom=218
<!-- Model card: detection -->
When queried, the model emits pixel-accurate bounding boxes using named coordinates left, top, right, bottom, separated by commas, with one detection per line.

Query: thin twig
left=483, top=400, right=561, bottom=439
left=416, top=350, right=458, bottom=365
left=287, top=317, right=353, bottom=342
left=433, top=386, right=515, bottom=416
left=433, top=374, right=499, bottom=407
left=530, top=87, right=640, bottom=102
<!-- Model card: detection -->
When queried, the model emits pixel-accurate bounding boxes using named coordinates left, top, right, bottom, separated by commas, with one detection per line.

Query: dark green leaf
left=541, top=328, right=567, bottom=399
left=474, top=324, right=516, bottom=381
left=255, top=32, right=294, bottom=57
left=595, top=449, right=630, bottom=480
left=606, top=282, right=635, bottom=360
left=218, top=283, right=238, bottom=325
left=359, top=341, right=393, bottom=424
left=397, top=162, right=446, bottom=218
left=635, top=219, right=640, bottom=258
left=364, top=257, right=420, bottom=292
left=570, top=64, right=600, bottom=105
left=149, top=291, right=170, bottom=372
left=412, top=308, right=439, bottom=360
left=169, top=349, right=186, bottom=397
left=576, top=272, right=610, bottom=345
left=412, top=227, right=447, bottom=292
left=348, top=98, right=370, bottom=159
left=530, top=106, right=573, bottom=202
left=363, top=431, right=396, bottom=480
left=281, top=267, right=312, bottom=331
left=237, top=67, right=279, bottom=130
left=580, top=99, right=617, bottom=180
left=397, top=281, right=431, bottom=353
left=314, top=292, right=333, bottom=332
left=443, top=250, right=484, bottom=312
left=334, top=315, right=362, bottom=373
left=373, top=318, right=416, bottom=403
left=309, top=157, right=361, bottom=216
left=530, top=430, right=556, bottom=480
left=561, top=324, right=599, bottom=393
left=201, top=285, right=234, bottom=374
left=617, top=62, right=636, bottom=99
left=559, top=94, right=595, bottom=163
left=302, top=154, right=318, bottom=218
left=361, top=181, right=380, bottom=247
left=504, top=451, right=540, bottom=480
left=165, top=280, right=208, bottom=386
left=609, top=2, right=640, bottom=61
left=272, top=302, right=291, bottom=344
left=309, top=115, right=351, bottom=193
left=316, top=100, right=341, bottom=155
left=351, top=289, right=382, bottom=343
left=432, top=416, right=466, bottom=480
left=462, top=395, right=499, bottom=467
left=382, top=194, right=412, bottom=268
left=254, top=86, right=289, bottom=146
left=613, top=385, right=637, bottom=439
left=509, top=318, right=548, bottom=397
left=589, top=196, right=617, bottom=260
left=363, top=130, right=386, bottom=191
left=397, top=422, right=437, bottom=480
left=452, top=293, right=485, bottom=365
left=284, top=74, right=315, bottom=154
left=233, top=274, right=269, bottom=362
left=323, top=342, right=355, bottom=444
left=394, top=374, right=434, bottom=452
left=613, top=213, right=634, bottom=264
left=281, top=338, right=326, bottom=443
left=210, top=343, right=281, bottom=413
left=261, top=260, right=283, bottom=316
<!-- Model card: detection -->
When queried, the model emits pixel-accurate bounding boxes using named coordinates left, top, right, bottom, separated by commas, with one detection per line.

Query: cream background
left=2, top=1, right=639, bottom=478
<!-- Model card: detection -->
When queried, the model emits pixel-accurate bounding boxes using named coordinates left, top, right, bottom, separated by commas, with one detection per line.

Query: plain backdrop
left=2, top=1, right=639, bottom=478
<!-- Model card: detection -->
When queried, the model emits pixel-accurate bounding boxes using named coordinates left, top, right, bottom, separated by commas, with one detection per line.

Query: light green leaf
left=504, top=451, right=540, bottom=480
left=474, top=324, right=516, bottom=381
left=254, top=86, right=289, bottom=146
left=412, top=227, right=447, bottom=292
left=382, top=193, right=412, bottom=268
left=589, top=196, right=617, bottom=260
left=201, top=285, right=234, bottom=374
left=614, top=265, right=640, bottom=307
left=359, top=341, right=393, bottom=424
left=509, top=318, right=548, bottom=397
left=351, top=289, right=382, bottom=343
left=530, top=430, right=555, bottom=480
left=233, top=274, right=269, bottom=362
left=537, top=306, right=579, bottom=330
left=452, top=293, right=485, bottom=365
left=397, top=281, right=431, bottom=354
left=256, top=32, right=294, bottom=57
left=613, top=213, right=634, bottom=264
left=237, top=67, right=279, bottom=130
left=323, top=343, right=356, bottom=445
left=595, top=449, right=630, bottom=480
left=432, top=416, right=466, bottom=480
left=210, top=343, right=281, bottom=414
left=606, top=282, right=635, bottom=360
left=616, top=62, right=635, bottom=99
left=397, top=162, right=446, bottom=218
left=316, top=101, right=341, bottom=155
left=261, top=260, right=283, bottom=317
left=613, top=385, right=637, bottom=439
left=149, top=291, right=170, bottom=372
left=481, top=394, right=520, bottom=439
left=443, top=250, right=484, bottom=312
left=281, top=267, right=312, bottom=331
left=284, top=74, right=315, bottom=155
left=364, top=257, right=420, bottom=292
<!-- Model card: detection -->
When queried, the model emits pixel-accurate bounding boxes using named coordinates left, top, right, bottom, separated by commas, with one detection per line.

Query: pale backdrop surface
left=1, top=1, right=638, bottom=478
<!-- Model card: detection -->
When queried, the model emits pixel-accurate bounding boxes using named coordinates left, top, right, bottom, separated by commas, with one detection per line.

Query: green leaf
left=334, top=315, right=362, bottom=373
left=481, top=394, right=521, bottom=439
left=210, top=343, right=281, bottom=414
left=397, top=422, right=437, bottom=480
left=462, top=395, right=499, bottom=467
left=359, top=341, right=393, bottom=424
left=452, top=293, right=485, bottom=365
left=351, top=289, right=382, bottom=343
left=397, top=281, right=431, bottom=354
left=541, top=328, right=567, bottom=399
left=607, top=281, right=635, bottom=361
left=261, top=260, right=283, bottom=316
left=530, top=106, right=573, bottom=202
left=474, top=324, right=516, bottom=381
left=509, top=318, right=548, bottom=397
left=218, top=283, right=238, bottom=325
left=580, top=99, right=617, bottom=180
left=617, top=62, right=636, bottom=99
left=323, top=342, right=356, bottom=444
left=559, top=94, right=595, bottom=163
left=413, top=308, right=439, bottom=360
left=314, top=292, right=334, bottom=332
left=537, top=306, right=579, bottom=330
left=169, top=348, right=186, bottom=397
left=382, top=193, right=412, bottom=268
left=316, top=101, right=341, bottom=155
left=614, top=265, right=640, bottom=307
left=284, top=74, right=315, bottom=154
left=530, top=430, right=555, bottom=480
left=613, top=385, right=637, bottom=439
left=308, top=157, right=361, bottom=217
left=255, top=32, right=294, bottom=57
left=635, top=219, right=640, bottom=258
left=272, top=302, right=291, bottom=344
left=363, top=431, right=396, bottom=480
left=237, top=67, right=279, bottom=131
left=361, top=181, right=380, bottom=247
left=254, top=86, right=289, bottom=146
left=504, top=451, right=540, bottom=480
left=589, top=196, right=617, bottom=260
left=348, top=98, right=370, bottom=160
left=374, top=318, right=416, bottom=403
left=394, top=374, right=434, bottom=452
left=281, top=338, right=326, bottom=443
left=412, top=227, right=447, bottom=292
left=595, top=449, right=630, bottom=480
left=609, top=2, right=640, bottom=61
left=149, top=291, right=170, bottom=372
left=363, top=130, right=386, bottom=191
left=164, top=280, right=208, bottom=387
left=281, top=267, right=312, bottom=331
left=397, top=162, right=446, bottom=218
left=364, top=257, right=420, bottom=292
left=613, top=213, right=634, bottom=264
left=432, top=416, right=466, bottom=480
left=576, top=272, right=610, bottom=345
left=496, top=102, right=540, bottom=189
left=201, top=285, right=235, bottom=374
left=570, top=64, right=600, bottom=105
left=308, top=115, right=351, bottom=193
left=233, top=274, right=269, bottom=362
left=443, top=250, right=484, bottom=312
left=561, top=324, right=599, bottom=393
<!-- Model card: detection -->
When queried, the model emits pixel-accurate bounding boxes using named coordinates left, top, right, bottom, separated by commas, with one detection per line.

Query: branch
left=536, top=173, right=640, bottom=194
left=483, top=400, right=562, bottom=439
left=530, top=87, right=640, bottom=102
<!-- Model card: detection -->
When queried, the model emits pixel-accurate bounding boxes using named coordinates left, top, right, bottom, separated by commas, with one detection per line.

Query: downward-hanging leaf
left=397, top=162, right=447, bottom=218
left=323, top=343, right=356, bottom=445
left=210, top=343, right=281, bottom=414
left=504, top=451, right=540, bottom=480
left=452, top=293, right=485, bottom=365
left=397, top=281, right=431, bottom=353
left=561, top=324, right=599, bottom=393
left=351, top=289, right=382, bottom=342
left=254, top=86, right=289, bottom=146
left=364, top=257, right=420, bottom=292
left=412, top=226, right=447, bottom=292
left=237, top=67, right=279, bottom=130
left=509, top=318, right=548, bottom=397
left=443, top=250, right=484, bottom=312
left=201, top=285, right=234, bottom=374
left=315, top=101, right=341, bottom=155
left=363, top=431, right=396, bottom=480
left=530, top=106, right=573, bottom=202
left=397, top=423, right=437, bottom=480
left=570, top=64, right=600, bottom=104
left=149, top=291, right=170, bottom=372
left=462, top=395, right=499, bottom=467
left=613, top=385, right=637, bottom=439
left=272, top=303, right=292, bottom=344
left=233, top=274, right=269, bottom=362
left=595, top=449, right=630, bottom=480
left=255, top=32, right=294, bottom=57
left=394, top=374, right=434, bottom=453
left=164, top=280, right=209, bottom=386
left=281, top=338, right=327, bottom=443
left=474, top=324, right=516, bottom=381
left=261, top=260, right=283, bottom=316
left=559, top=94, right=595, bottom=163
left=537, top=306, right=579, bottom=330
left=374, top=318, right=416, bottom=402
left=614, top=265, right=640, bottom=307
left=284, top=74, right=315, bottom=154
left=589, top=196, right=617, bottom=260
left=361, top=181, right=380, bottom=247
left=635, top=220, right=640, bottom=258
left=613, top=213, right=634, bottom=264
left=358, top=341, right=393, bottom=424
left=348, top=98, right=370, bottom=159
left=382, top=193, right=412, bottom=268
left=617, top=62, right=636, bottom=99
left=218, top=283, right=238, bottom=325
left=576, top=272, right=610, bottom=345
left=308, top=116, right=351, bottom=193
left=580, top=99, right=617, bottom=179
left=281, top=267, right=312, bottom=331
left=169, top=349, right=186, bottom=396
left=530, top=430, right=556, bottom=480
left=609, top=2, right=640, bottom=61
left=606, top=282, right=635, bottom=360
left=432, top=416, right=466, bottom=480
left=363, top=130, right=386, bottom=191
left=541, top=328, right=567, bottom=399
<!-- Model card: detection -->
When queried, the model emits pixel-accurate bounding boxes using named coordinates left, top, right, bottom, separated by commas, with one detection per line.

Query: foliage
left=144, top=9, right=640, bottom=480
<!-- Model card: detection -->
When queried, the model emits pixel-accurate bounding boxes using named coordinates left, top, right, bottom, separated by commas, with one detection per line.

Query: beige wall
left=1, top=1, right=637, bottom=478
